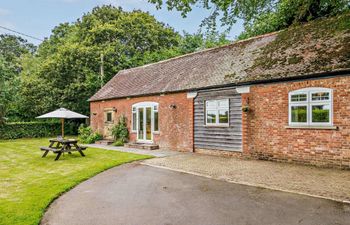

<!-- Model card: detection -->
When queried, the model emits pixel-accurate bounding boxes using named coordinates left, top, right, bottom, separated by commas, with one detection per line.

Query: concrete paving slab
left=84, top=144, right=180, bottom=157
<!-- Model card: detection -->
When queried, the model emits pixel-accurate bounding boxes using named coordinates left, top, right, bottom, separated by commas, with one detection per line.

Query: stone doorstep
left=95, top=139, right=114, bottom=145
left=124, top=142, right=160, bottom=150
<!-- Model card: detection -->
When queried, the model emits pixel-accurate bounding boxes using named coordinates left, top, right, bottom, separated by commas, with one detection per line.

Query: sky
left=0, top=0, right=244, bottom=45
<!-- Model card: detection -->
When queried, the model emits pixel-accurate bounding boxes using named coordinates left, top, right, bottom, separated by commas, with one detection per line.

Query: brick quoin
left=90, top=92, right=194, bottom=152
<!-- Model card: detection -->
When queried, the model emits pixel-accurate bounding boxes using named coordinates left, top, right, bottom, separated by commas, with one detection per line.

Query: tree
left=238, top=0, right=350, bottom=39
left=18, top=5, right=228, bottom=120
left=0, top=35, right=35, bottom=120
left=149, top=0, right=350, bottom=39
left=179, top=31, right=230, bottom=54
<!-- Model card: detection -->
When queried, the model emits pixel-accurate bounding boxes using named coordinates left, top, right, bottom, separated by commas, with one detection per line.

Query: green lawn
left=0, top=138, right=152, bottom=225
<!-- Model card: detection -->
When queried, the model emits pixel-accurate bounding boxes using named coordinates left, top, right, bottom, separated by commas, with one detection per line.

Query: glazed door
left=137, top=106, right=152, bottom=142
left=103, top=110, right=114, bottom=139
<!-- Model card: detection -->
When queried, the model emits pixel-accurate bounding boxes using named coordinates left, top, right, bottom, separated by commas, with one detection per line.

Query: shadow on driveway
left=42, top=163, right=350, bottom=225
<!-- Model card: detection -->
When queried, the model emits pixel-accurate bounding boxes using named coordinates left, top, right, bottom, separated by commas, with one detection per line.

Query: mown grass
left=0, top=138, right=152, bottom=225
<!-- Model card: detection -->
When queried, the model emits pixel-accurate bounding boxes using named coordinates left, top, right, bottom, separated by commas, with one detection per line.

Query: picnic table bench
left=40, top=138, right=87, bottom=161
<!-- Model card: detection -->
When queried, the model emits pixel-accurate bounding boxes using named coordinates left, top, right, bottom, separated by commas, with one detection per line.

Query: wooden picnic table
left=40, top=138, right=87, bottom=161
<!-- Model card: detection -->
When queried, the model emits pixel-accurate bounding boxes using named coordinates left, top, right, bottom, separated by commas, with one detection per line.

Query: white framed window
left=289, top=88, right=333, bottom=126
left=132, top=107, right=137, bottom=132
left=205, top=99, right=229, bottom=126
left=153, top=105, right=159, bottom=132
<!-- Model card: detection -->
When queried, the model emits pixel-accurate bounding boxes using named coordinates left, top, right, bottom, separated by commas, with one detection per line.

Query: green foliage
left=111, top=115, right=129, bottom=143
left=239, top=0, right=350, bottom=39
left=78, top=125, right=103, bottom=144
left=0, top=138, right=152, bottom=225
left=17, top=6, right=182, bottom=120
left=312, top=109, right=330, bottom=122
left=291, top=108, right=330, bottom=123
left=149, top=0, right=350, bottom=39
left=0, top=104, right=5, bottom=125
left=179, top=31, right=230, bottom=54
left=291, top=108, right=307, bottom=122
left=149, top=0, right=271, bottom=30
left=0, top=35, right=35, bottom=120
left=0, top=121, right=78, bottom=139
left=0, top=6, right=229, bottom=122
left=113, top=139, right=125, bottom=146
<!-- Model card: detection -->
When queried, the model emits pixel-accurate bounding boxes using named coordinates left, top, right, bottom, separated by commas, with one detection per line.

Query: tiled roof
left=90, top=14, right=350, bottom=101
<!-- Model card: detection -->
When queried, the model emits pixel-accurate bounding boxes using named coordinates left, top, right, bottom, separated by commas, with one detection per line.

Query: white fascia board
left=236, top=86, right=250, bottom=94
left=187, top=91, right=198, bottom=99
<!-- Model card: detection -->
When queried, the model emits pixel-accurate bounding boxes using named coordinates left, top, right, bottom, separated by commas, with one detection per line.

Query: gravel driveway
left=143, top=153, right=350, bottom=202
left=41, top=163, right=350, bottom=225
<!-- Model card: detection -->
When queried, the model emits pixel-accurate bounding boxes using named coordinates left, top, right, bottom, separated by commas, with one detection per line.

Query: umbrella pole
left=61, top=118, right=65, bottom=139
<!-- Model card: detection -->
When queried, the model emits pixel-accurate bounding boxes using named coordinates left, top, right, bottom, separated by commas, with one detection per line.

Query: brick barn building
left=89, top=14, right=350, bottom=168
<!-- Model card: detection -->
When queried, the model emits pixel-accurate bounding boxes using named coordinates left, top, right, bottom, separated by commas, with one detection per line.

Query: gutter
left=89, top=69, right=350, bottom=102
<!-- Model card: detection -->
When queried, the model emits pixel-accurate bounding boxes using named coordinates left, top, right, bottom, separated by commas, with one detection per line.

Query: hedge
left=291, top=108, right=329, bottom=123
left=0, top=122, right=80, bottom=140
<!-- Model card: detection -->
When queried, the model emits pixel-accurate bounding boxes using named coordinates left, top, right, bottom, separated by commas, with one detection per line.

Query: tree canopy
left=0, top=35, right=35, bottom=120
left=149, top=0, right=350, bottom=39
left=6, top=5, right=228, bottom=121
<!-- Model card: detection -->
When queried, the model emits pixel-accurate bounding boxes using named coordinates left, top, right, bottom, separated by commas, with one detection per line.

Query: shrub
left=111, top=115, right=129, bottom=143
left=78, top=125, right=102, bottom=144
left=113, top=139, right=125, bottom=146
left=0, top=121, right=79, bottom=139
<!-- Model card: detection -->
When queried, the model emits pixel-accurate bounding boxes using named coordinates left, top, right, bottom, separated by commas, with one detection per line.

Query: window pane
left=312, top=92, right=329, bottom=101
left=312, top=105, right=330, bottom=123
left=146, top=107, right=152, bottom=140
left=218, top=99, right=229, bottom=108
left=206, top=110, right=216, bottom=124
left=106, top=112, right=112, bottom=122
left=132, top=107, right=136, bottom=112
left=291, top=106, right=307, bottom=123
left=219, top=110, right=229, bottom=124
left=154, top=105, right=158, bottom=111
left=138, top=108, right=144, bottom=139
left=154, top=111, right=159, bottom=131
left=206, top=101, right=216, bottom=108
left=291, top=94, right=307, bottom=102
left=132, top=112, right=137, bottom=130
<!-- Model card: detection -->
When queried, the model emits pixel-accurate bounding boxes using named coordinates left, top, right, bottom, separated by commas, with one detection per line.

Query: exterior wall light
left=169, top=104, right=177, bottom=109
left=242, top=97, right=249, bottom=112
left=242, top=106, right=249, bottom=112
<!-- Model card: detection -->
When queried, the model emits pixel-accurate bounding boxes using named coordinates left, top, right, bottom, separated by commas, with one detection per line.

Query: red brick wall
left=90, top=92, right=194, bottom=152
left=242, top=76, right=350, bottom=168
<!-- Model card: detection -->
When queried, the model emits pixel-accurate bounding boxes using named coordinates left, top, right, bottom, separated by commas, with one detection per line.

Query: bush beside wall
left=0, top=122, right=79, bottom=139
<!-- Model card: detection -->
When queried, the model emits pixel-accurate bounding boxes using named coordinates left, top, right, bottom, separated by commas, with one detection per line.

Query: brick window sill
left=285, top=125, right=338, bottom=130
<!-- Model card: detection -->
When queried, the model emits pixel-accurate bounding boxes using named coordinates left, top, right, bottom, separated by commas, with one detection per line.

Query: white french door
left=137, top=106, right=153, bottom=143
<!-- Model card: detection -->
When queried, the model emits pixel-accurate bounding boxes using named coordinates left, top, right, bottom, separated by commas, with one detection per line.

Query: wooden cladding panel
left=194, top=88, right=242, bottom=151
